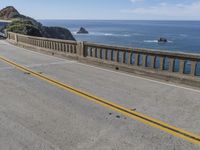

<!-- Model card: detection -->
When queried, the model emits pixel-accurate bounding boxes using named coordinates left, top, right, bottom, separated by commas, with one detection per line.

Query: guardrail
left=7, top=32, right=200, bottom=81
left=84, top=42, right=200, bottom=77
left=7, top=32, right=78, bottom=57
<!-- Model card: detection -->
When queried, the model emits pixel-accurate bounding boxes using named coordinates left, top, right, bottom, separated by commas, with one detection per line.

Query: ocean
left=39, top=20, right=200, bottom=54
left=0, top=22, right=8, bottom=30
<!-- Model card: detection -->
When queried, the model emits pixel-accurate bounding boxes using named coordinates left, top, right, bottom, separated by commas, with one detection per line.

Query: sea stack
left=77, top=27, right=89, bottom=34
left=158, top=37, right=168, bottom=43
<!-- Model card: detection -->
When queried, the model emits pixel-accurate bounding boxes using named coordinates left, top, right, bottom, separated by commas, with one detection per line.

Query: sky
left=0, top=0, right=200, bottom=20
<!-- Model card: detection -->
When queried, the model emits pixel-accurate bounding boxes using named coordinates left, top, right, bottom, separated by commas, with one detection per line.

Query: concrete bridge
left=0, top=32, right=199, bottom=149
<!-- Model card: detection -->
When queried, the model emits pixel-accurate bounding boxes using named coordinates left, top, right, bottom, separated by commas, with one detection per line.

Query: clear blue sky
left=1, top=0, right=200, bottom=20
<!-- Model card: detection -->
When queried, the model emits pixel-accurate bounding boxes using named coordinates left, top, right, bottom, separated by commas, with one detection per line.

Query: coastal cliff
left=0, top=6, right=75, bottom=41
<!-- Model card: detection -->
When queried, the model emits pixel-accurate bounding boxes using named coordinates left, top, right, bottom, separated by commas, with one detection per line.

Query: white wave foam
left=144, top=40, right=173, bottom=43
left=144, top=40, right=158, bottom=43
left=72, top=31, right=131, bottom=37
left=180, top=34, right=187, bottom=37
left=91, top=32, right=131, bottom=37
left=132, top=33, right=144, bottom=36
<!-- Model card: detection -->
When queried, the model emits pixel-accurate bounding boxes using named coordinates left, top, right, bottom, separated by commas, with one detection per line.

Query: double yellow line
left=0, top=55, right=199, bottom=145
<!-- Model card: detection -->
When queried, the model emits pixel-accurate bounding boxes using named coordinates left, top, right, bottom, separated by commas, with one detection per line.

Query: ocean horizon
left=1, top=20, right=200, bottom=54
left=39, top=20, right=200, bottom=54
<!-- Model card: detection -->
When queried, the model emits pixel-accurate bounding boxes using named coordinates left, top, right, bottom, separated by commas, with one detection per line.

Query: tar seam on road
left=0, top=55, right=199, bottom=145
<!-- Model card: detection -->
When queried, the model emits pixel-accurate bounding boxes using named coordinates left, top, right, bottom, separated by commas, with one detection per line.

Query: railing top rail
left=7, top=32, right=77, bottom=45
left=84, top=42, right=200, bottom=60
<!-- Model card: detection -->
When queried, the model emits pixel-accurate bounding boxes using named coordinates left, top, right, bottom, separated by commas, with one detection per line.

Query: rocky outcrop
left=0, top=6, right=75, bottom=41
left=77, top=27, right=89, bottom=34
left=158, top=37, right=167, bottom=43
left=0, top=6, right=20, bottom=19
left=41, top=26, right=75, bottom=41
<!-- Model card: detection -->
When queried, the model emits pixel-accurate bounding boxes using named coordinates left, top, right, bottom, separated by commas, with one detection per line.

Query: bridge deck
left=0, top=40, right=199, bottom=149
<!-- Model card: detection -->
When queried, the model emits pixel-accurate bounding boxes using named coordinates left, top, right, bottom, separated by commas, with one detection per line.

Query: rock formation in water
left=158, top=37, right=168, bottom=43
left=77, top=27, right=89, bottom=34
left=0, top=6, right=75, bottom=41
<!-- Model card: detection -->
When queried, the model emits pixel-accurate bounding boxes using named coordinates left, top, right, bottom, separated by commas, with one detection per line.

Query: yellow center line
left=0, top=55, right=199, bottom=145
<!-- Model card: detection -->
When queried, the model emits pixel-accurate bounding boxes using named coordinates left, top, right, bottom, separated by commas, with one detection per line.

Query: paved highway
left=0, top=40, right=199, bottom=149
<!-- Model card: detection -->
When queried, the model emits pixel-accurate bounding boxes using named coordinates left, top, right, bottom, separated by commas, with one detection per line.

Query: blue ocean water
left=0, top=22, right=8, bottom=30
left=39, top=20, right=200, bottom=54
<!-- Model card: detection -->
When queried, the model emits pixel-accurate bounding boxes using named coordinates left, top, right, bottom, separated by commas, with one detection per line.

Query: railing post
left=77, top=41, right=85, bottom=57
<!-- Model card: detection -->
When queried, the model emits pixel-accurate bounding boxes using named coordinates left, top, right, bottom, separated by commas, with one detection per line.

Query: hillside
left=0, top=6, right=75, bottom=41
left=0, top=6, right=20, bottom=19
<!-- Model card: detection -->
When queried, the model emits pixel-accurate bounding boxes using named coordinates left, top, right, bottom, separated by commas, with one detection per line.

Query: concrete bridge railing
left=7, top=32, right=200, bottom=87
left=84, top=42, right=200, bottom=76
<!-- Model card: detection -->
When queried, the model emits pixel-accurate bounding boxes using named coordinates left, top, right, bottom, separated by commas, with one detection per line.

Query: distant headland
left=0, top=6, right=75, bottom=40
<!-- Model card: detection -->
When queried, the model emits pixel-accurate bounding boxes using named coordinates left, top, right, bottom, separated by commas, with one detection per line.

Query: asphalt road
left=0, top=40, right=199, bottom=150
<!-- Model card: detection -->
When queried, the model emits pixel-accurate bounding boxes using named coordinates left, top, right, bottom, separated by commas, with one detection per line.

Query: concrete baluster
left=70, top=45, right=73, bottom=53
left=169, top=58, right=175, bottom=72
left=50, top=41, right=52, bottom=49
left=74, top=45, right=77, bottom=54
left=179, top=59, right=185, bottom=74
left=143, top=54, right=147, bottom=67
left=46, top=41, right=48, bottom=48
left=160, top=57, right=164, bottom=70
left=92, top=48, right=96, bottom=58
left=59, top=43, right=62, bottom=51
left=127, top=52, right=131, bottom=65
left=88, top=47, right=92, bottom=57
left=111, top=50, right=114, bottom=61
left=115, top=50, right=119, bottom=62
left=56, top=43, right=59, bottom=50
left=62, top=43, right=66, bottom=52
left=96, top=48, right=100, bottom=59
left=37, top=40, right=39, bottom=47
left=42, top=40, right=44, bottom=48
left=64, top=44, right=67, bottom=52
left=151, top=55, right=156, bottom=68
left=190, top=61, right=196, bottom=76
left=121, top=51, right=125, bottom=63
left=134, top=53, right=139, bottom=66
left=104, top=49, right=108, bottom=60
left=47, top=41, right=50, bottom=49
